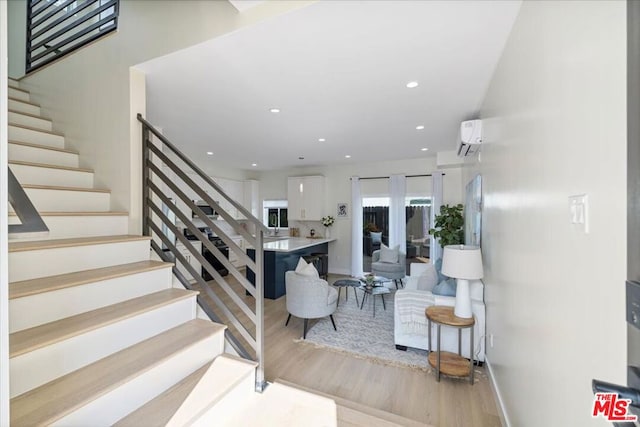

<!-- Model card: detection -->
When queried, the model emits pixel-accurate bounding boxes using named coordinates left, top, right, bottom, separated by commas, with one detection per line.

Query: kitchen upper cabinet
left=287, top=176, right=325, bottom=221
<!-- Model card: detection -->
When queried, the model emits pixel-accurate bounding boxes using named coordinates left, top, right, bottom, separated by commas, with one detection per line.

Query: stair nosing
left=9, top=122, right=64, bottom=137
left=9, top=288, right=198, bottom=358
left=8, top=211, right=128, bottom=217
left=9, top=160, right=93, bottom=173
left=21, top=183, right=110, bottom=193
left=9, top=260, right=172, bottom=300
left=9, top=139, right=77, bottom=154
left=9, top=86, right=29, bottom=95
left=9, top=235, right=150, bottom=253
left=8, top=109, right=53, bottom=122
left=10, top=319, right=224, bottom=426
left=8, top=96, right=40, bottom=107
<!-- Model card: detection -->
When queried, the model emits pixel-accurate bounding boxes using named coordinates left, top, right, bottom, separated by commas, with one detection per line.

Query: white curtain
left=388, top=174, right=406, bottom=254
left=351, top=176, right=363, bottom=277
left=431, top=171, right=443, bottom=262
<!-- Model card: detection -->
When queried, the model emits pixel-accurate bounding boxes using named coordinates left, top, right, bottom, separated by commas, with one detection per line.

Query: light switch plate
left=569, top=194, right=588, bottom=233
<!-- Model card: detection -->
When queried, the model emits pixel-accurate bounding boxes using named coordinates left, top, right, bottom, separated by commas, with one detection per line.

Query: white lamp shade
left=441, top=245, right=483, bottom=280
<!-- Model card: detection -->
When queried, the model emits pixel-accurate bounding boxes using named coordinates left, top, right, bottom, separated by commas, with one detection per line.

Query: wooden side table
left=425, top=306, right=475, bottom=384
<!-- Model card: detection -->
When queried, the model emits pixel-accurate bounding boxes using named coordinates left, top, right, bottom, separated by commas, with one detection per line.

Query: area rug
left=296, top=288, right=431, bottom=371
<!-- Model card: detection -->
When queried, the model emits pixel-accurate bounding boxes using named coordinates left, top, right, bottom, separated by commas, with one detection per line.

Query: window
left=263, top=200, right=288, bottom=229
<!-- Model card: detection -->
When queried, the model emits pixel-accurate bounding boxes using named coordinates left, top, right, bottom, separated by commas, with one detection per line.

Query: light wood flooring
left=192, top=272, right=501, bottom=427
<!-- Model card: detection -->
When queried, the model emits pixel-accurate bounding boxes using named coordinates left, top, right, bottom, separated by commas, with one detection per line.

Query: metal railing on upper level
left=137, top=114, right=268, bottom=392
left=26, top=0, right=119, bottom=73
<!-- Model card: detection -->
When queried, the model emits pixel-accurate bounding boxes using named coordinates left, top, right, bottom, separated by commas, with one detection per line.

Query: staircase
left=6, top=78, right=337, bottom=425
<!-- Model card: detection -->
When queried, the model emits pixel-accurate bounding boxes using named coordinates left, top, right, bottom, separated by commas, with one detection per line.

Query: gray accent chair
left=285, top=271, right=338, bottom=339
left=371, top=249, right=406, bottom=288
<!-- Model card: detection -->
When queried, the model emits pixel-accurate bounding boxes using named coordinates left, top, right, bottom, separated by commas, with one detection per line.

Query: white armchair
left=393, top=263, right=486, bottom=362
left=285, top=271, right=338, bottom=339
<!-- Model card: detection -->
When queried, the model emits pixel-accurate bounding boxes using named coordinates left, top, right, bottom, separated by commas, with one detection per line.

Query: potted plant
left=429, top=204, right=464, bottom=247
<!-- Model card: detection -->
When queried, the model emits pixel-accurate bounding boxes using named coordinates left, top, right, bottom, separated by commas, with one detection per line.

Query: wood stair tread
left=114, top=354, right=257, bottom=427
left=8, top=97, right=40, bottom=107
left=9, top=235, right=150, bottom=253
left=9, top=85, right=29, bottom=94
left=9, top=160, right=93, bottom=173
left=9, top=122, right=64, bottom=137
left=9, top=260, right=172, bottom=300
left=20, top=183, right=110, bottom=193
left=10, top=319, right=224, bottom=426
left=10, top=288, right=197, bottom=358
left=9, top=211, right=128, bottom=217
left=9, top=140, right=77, bottom=154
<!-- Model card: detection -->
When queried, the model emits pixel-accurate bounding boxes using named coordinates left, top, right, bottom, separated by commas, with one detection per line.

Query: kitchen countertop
left=260, top=237, right=336, bottom=253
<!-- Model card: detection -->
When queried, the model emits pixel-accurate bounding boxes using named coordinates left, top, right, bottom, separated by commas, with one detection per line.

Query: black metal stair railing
left=137, top=114, right=268, bottom=392
left=26, top=0, right=119, bottom=73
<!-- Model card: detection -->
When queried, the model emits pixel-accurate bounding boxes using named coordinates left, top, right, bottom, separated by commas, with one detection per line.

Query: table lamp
left=441, top=245, right=483, bottom=319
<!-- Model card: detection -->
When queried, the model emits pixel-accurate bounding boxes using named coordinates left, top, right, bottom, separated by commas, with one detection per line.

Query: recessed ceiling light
left=318, top=138, right=326, bottom=142
left=251, top=163, right=258, bottom=167
left=421, top=148, right=429, bottom=151
left=269, top=108, right=280, bottom=113
left=345, top=155, right=351, bottom=159
left=416, top=125, right=425, bottom=130
left=406, top=81, right=419, bottom=88
left=298, top=156, right=305, bottom=160
left=206, top=151, right=213, bottom=155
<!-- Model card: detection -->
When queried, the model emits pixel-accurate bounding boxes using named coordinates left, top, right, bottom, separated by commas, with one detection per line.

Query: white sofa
left=393, top=263, right=486, bottom=362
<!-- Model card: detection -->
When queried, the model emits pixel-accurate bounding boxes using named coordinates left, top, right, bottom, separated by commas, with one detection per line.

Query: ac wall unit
left=457, top=119, right=482, bottom=157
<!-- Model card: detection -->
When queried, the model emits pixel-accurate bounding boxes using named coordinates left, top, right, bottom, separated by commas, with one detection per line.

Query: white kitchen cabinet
left=287, top=175, right=325, bottom=221
left=243, top=180, right=260, bottom=218
left=175, top=240, right=202, bottom=282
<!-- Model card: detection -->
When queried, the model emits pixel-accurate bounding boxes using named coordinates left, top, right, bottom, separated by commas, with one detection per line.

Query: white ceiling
left=138, top=1, right=521, bottom=172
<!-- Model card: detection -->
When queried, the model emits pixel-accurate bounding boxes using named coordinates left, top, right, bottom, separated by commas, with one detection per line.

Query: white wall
left=0, top=2, right=9, bottom=423
left=462, top=2, right=627, bottom=425
left=11, top=0, right=313, bottom=234
left=7, top=0, right=25, bottom=79
left=257, top=157, right=462, bottom=274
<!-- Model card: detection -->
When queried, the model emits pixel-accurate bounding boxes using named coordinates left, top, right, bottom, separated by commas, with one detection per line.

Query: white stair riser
left=8, top=78, right=20, bottom=89
left=52, top=333, right=224, bottom=426
left=8, top=99, right=40, bottom=117
left=9, top=87, right=30, bottom=102
left=9, top=143, right=78, bottom=167
left=8, top=188, right=110, bottom=213
left=10, top=164, right=93, bottom=188
left=9, top=125, right=64, bottom=149
left=9, top=267, right=173, bottom=333
left=9, top=111, right=53, bottom=131
left=9, top=239, right=151, bottom=282
left=10, top=297, right=199, bottom=397
left=9, top=215, right=128, bottom=240
left=191, top=370, right=255, bottom=427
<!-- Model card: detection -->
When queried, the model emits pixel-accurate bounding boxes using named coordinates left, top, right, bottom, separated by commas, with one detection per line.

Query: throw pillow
left=434, top=258, right=448, bottom=282
left=370, top=232, right=382, bottom=244
left=432, top=278, right=457, bottom=297
left=294, top=257, right=319, bottom=278
left=379, top=244, right=399, bottom=263
left=416, top=265, right=439, bottom=291
left=294, top=257, right=307, bottom=274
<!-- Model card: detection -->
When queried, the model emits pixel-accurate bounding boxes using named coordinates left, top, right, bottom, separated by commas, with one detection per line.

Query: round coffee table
left=358, top=285, right=390, bottom=317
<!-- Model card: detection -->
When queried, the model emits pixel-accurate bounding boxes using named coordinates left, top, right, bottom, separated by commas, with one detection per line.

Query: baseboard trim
left=485, top=356, right=511, bottom=427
